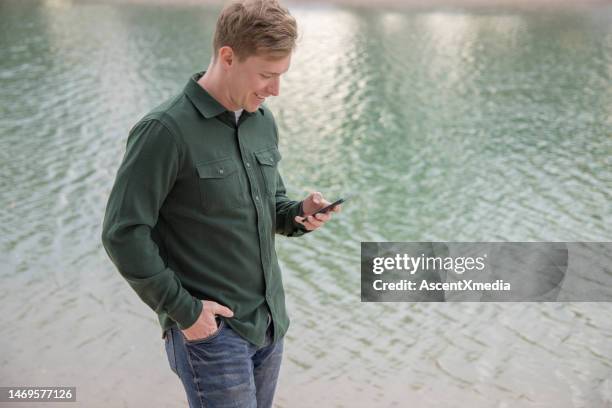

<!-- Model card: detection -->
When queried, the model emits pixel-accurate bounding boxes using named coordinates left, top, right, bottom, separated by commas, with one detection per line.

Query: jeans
left=163, top=318, right=283, bottom=408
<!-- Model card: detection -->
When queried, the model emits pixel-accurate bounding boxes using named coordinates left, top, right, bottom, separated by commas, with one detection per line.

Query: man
left=101, top=1, right=340, bottom=406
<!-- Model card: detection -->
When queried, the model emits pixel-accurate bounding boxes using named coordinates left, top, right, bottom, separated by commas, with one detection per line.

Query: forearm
left=101, top=223, right=202, bottom=329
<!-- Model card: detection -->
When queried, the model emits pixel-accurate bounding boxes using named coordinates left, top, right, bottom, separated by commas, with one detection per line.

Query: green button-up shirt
left=102, top=72, right=307, bottom=347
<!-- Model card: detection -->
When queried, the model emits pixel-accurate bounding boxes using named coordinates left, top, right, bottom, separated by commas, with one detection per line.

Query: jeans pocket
left=164, top=329, right=178, bottom=375
left=183, top=319, right=225, bottom=346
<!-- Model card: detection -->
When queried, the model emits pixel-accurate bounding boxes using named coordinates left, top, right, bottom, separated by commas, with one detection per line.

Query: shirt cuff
left=174, top=296, right=203, bottom=330
left=290, top=200, right=310, bottom=236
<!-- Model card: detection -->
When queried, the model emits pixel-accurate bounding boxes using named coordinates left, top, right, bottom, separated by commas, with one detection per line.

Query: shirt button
left=255, top=196, right=260, bottom=201
left=246, top=162, right=251, bottom=168
left=219, top=169, right=224, bottom=174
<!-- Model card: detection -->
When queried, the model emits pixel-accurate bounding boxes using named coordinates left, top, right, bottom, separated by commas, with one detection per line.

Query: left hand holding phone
left=295, top=192, right=343, bottom=231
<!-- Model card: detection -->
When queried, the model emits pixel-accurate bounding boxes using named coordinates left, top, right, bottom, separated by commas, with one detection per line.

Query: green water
left=1, top=1, right=611, bottom=406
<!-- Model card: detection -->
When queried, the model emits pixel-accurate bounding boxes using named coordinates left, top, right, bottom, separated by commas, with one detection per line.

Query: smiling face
left=209, top=0, right=297, bottom=112
left=225, top=50, right=292, bottom=112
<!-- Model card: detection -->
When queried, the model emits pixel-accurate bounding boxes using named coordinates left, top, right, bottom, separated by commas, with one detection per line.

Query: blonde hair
left=213, top=0, right=298, bottom=61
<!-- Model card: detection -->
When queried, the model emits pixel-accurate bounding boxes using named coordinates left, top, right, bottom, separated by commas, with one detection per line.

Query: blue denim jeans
left=163, top=318, right=283, bottom=408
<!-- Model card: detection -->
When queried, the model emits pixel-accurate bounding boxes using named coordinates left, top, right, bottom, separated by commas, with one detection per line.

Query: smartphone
left=304, top=198, right=345, bottom=219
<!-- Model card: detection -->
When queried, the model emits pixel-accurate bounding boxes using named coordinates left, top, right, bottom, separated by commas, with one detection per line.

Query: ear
left=218, top=46, right=235, bottom=70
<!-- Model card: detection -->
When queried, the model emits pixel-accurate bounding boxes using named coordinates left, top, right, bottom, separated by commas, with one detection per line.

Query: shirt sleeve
left=270, top=117, right=310, bottom=237
left=101, top=119, right=202, bottom=329
left=275, top=171, right=310, bottom=237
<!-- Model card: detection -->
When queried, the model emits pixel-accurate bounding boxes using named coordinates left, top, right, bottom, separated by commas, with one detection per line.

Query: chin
left=245, top=104, right=260, bottom=113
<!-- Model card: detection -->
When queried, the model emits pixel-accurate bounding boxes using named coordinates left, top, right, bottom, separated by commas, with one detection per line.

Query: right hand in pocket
left=181, top=300, right=234, bottom=341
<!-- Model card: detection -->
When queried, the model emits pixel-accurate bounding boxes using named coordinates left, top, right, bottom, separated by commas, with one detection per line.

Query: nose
left=267, top=77, right=280, bottom=96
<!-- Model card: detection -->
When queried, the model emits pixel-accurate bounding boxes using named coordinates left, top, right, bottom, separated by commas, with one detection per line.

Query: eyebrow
left=262, top=68, right=289, bottom=75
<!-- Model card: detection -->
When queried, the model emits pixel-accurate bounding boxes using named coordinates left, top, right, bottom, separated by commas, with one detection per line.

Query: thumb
left=214, top=303, right=234, bottom=318
left=311, top=191, right=322, bottom=205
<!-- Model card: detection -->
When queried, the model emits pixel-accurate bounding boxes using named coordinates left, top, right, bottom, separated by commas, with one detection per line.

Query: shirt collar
left=184, top=71, right=264, bottom=119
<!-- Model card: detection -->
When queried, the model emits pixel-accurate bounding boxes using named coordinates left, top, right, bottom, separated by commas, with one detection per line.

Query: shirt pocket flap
left=254, top=148, right=282, bottom=166
left=196, top=158, right=238, bottom=179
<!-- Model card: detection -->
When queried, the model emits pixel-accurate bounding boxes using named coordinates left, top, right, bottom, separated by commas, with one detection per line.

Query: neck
left=197, top=62, right=240, bottom=111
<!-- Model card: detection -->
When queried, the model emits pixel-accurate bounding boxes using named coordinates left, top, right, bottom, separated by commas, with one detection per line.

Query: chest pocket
left=196, top=158, right=244, bottom=211
left=254, top=147, right=281, bottom=197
